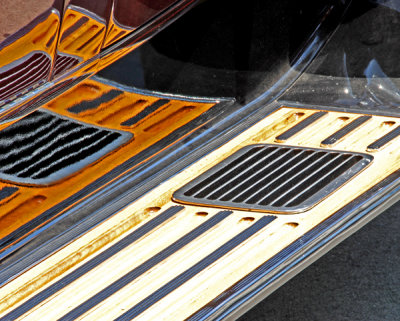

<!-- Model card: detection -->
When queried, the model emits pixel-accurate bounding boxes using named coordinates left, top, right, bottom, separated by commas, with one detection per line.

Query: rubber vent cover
left=173, top=144, right=373, bottom=213
left=0, top=110, right=131, bottom=185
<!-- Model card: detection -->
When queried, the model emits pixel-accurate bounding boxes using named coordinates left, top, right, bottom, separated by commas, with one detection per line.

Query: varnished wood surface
left=2, top=106, right=400, bottom=320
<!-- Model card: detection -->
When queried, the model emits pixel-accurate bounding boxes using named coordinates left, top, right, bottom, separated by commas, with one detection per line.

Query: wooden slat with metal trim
left=2, top=106, right=400, bottom=320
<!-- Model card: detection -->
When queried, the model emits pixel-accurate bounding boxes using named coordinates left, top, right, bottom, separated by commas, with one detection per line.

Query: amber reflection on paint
left=0, top=10, right=60, bottom=104
left=103, top=13, right=131, bottom=48
left=0, top=10, right=59, bottom=65
left=0, top=78, right=216, bottom=243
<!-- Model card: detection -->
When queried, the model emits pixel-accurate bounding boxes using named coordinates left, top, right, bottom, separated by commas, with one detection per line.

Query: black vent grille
left=174, top=145, right=373, bottom=213
left=0, top=110, right=131, bottom=185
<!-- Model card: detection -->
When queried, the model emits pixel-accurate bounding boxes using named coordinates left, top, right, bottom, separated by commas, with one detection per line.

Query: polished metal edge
left=189, top=170, right=400, bottom=321
left=93, top=76, right=232, bottom=104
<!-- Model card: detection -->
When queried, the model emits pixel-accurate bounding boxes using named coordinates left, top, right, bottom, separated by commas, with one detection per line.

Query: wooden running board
left=1, top=106, right=400, bottom=320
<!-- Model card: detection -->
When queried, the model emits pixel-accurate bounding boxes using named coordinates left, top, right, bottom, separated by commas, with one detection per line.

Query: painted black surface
left=321, top=115, right=372, bottom=146
left=58, top=210, right=233, bottom=320
left=0, top=206, right=184, bottom=321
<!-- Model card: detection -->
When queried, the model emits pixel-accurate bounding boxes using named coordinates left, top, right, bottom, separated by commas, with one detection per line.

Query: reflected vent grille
left=0, top=110, right=131, bottom=185
left=174, top=145, right=372, bottom=213
left=0, top=52, right=51, bottom=103
left=53, top=54, right=80, bottom=77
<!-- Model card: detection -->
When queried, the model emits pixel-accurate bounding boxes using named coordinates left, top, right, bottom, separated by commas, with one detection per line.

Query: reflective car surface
left=0, top=0, right=398, bottom=320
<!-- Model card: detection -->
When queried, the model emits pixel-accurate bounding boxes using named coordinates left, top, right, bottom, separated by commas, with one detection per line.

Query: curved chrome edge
left=189, top=170, right=400, bottom=321
left=93, top=75, right=232, bottom=104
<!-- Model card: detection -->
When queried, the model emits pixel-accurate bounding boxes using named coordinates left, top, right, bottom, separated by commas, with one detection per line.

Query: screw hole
left=338, top=116, right=349, bottom=121
left=292, top=112, right=305, bottom=120
left=196, top=212, right=208, bottom=216
left=382, top=121, right=396, bottom=127
left=286, top=222, right=299, bottom=228
left=240, top=217, right=255, bottom=222
left=145, top=207, right=161, bottom=214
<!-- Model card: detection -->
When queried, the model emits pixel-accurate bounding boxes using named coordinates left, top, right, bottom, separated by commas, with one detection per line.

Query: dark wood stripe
left=275, top=111, right=327, bottom=143
left=120, top=99, right=170, bottom=127
left=68, top=89, right=123, bottom=114
left=0, top=206, right=183, bottom=321
left=0, top=187, right=18, bottom=202
left=321, top=116, right=371, bottom=146
left=115, top=215, right=276, bottom=321
left=367, top=125, right=400, bottom=151
left=58, top=211, right=233, bottom=321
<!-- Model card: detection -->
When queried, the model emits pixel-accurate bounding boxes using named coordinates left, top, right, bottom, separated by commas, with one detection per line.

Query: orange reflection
left=0, top=78, right=216, bottom=245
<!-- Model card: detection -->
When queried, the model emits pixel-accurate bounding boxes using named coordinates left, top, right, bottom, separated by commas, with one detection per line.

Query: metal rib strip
left=367, top=125, right=400, bottom=151
left=243, top=150, right=326, bottom=204
left=237, top=150, right=312, bottom=203
left=188, top=170, right=400, bottom=321
left=0, top=206, right=184, bottom=321
left=68, top=89, right=123, bottom=114
left=258, top=152, right=339, bottom=205
left=113, top=215, right=276, bottom=321
left=187, top=147, right=275, bottom=199
left=219, top=148, right=295, bottom=202
left=321, top=116, right=372, bottom=146
left=275, top=111, right=327, bottom=142
left=121, top=99, right=170, bottom=127
left=284, top=155, right=359, bottom=206
left=58, top=210, right=234, bottom=321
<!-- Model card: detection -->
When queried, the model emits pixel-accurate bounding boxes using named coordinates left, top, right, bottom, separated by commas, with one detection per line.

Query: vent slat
left=174, top=144, right=372, bottom=213
left=190, top=147, right=270, bottom=199
left=255, top=152, right=334, bottom=205
left=218, top=148, right=293, bottom=203
left=216, top=148, right=283, bottom=201
left=235, top=150, right=307, bottom=203
left=284, top=155, right=361, bottom=207
left=0, top=111, right=130, bottom=184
